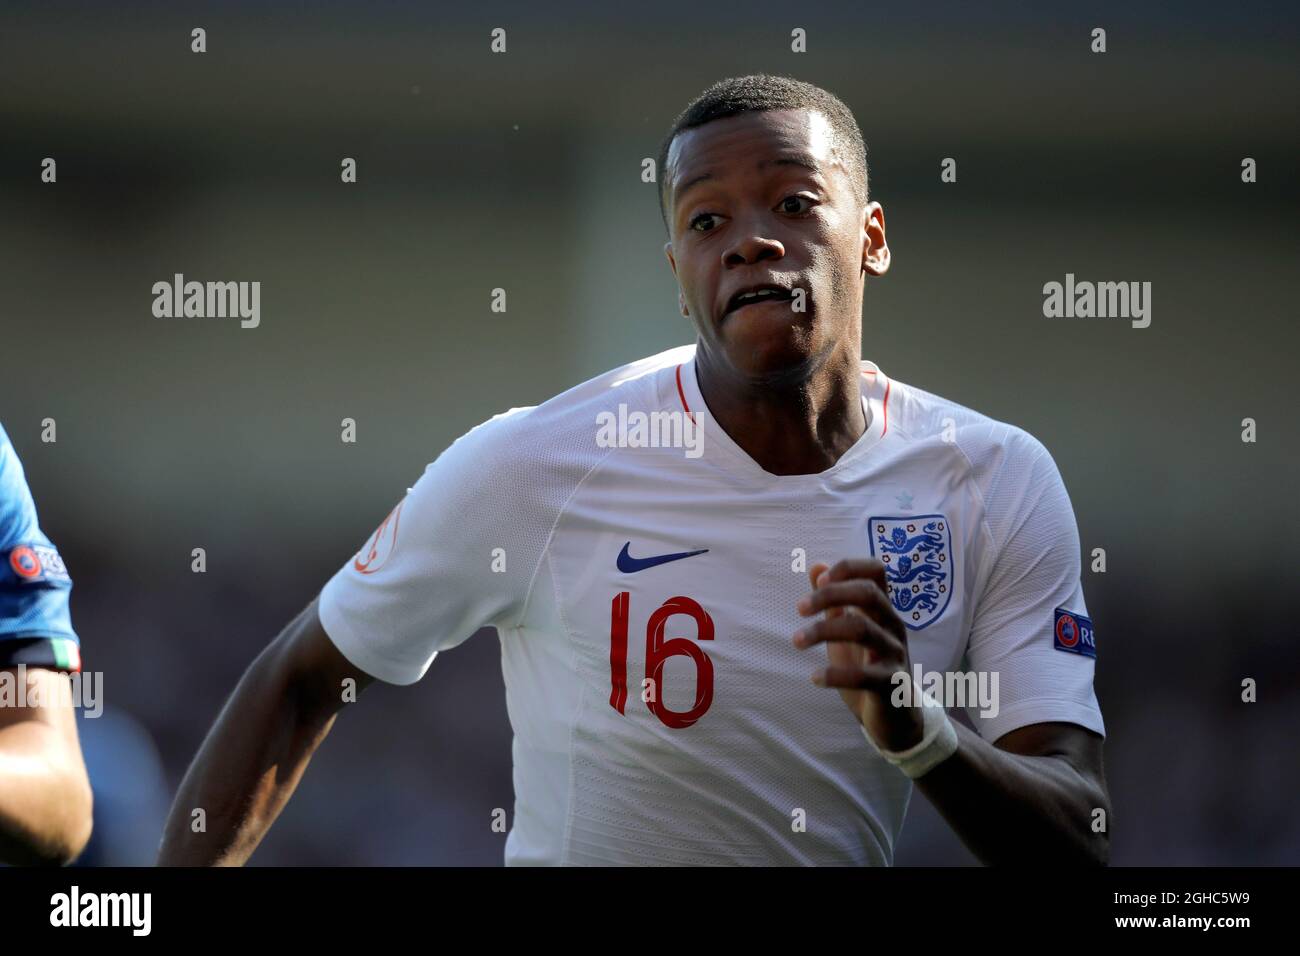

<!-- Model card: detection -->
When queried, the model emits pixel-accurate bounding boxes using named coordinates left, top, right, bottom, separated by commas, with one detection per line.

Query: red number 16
left=609, top=593, right=715, bottom=729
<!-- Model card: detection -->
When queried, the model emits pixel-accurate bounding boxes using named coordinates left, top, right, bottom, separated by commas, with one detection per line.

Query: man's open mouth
left=724, top=285, right=797, bottom=316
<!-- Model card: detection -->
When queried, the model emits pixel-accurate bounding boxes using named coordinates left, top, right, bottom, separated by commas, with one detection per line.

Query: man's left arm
left=914, top=719, right=1109, bottom=864
left=797, top=436, right=1109, bottom=864
left=798, top=561, right=1111, bottom=865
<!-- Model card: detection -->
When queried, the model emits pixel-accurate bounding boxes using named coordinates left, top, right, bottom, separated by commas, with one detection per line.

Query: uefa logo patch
left=1053, top=608, right=1096, bottom=658
left=868, top=514, right=953, bottom=630
left=9, top=546, right=41, bottom=579
left=6, top=544, right=69, bottom=583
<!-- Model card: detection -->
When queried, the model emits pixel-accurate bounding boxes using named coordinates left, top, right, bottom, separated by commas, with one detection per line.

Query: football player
left=0, top=423, right=93, bottom=865
left=160, top=74, right=1109, bottom=866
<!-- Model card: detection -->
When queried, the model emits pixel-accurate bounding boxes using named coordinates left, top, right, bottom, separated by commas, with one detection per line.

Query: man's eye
left=779, top=195, right=816, bottom=215
left=690, top=213, right=720, bottom=232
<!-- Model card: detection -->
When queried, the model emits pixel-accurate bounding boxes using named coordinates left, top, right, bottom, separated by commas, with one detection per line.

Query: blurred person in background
left=0, top=422, right=93, bottom=865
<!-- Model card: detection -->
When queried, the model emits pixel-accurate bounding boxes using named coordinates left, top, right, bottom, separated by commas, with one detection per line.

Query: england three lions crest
left=868, top=514, right=953, bottom=630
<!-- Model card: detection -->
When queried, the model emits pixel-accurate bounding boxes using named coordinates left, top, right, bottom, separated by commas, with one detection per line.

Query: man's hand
left=794, top=559, right=924, bottom=752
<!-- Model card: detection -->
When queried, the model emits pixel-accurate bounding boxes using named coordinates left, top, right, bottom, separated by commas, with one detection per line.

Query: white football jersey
left=318, top=344, right=1104, bottom=866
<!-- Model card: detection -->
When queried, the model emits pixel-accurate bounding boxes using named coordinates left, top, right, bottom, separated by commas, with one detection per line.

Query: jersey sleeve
left=317, top=407, right=546, bottom=686
left=0, top=424, right=82, bottom=672
left=963, top=431, right=1103, bottom=743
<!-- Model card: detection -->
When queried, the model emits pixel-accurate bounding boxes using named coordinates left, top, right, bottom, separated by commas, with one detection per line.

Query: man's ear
left=861, top=201, right=891, bottom=278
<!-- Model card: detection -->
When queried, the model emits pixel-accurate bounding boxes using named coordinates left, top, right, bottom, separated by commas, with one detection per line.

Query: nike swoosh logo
left=617, top=542, right=709, bottom=573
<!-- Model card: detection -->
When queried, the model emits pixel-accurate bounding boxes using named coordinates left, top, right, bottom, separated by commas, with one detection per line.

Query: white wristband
left=861, top=681, right=959, bottom=779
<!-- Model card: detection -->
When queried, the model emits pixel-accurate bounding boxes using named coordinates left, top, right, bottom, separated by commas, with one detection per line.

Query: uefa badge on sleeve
left=868, top=514, right=953, bottom=630
left=7, top=544, right=70, bottom=584
left=1053, top=608, right=1096, bottom=658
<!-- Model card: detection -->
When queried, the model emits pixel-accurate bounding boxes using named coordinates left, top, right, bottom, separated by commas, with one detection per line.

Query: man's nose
left=723, top=232, right=784, bottom=267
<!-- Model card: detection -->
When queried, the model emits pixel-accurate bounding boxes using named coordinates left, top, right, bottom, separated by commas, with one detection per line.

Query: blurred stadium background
left=2, top=1, right=1297, bottom=864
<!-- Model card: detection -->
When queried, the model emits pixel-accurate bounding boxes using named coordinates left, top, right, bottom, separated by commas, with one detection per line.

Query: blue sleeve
left=0, top=423, right=81, bottom=672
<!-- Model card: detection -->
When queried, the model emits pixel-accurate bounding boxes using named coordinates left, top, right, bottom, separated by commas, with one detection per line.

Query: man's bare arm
left=914, top=720, right=1110, bottom=865
left=0, top=667, right=94, bottom=865
left=798, top=559, right=1110, bottom=865
left=157, top=598, right=374, bottom=866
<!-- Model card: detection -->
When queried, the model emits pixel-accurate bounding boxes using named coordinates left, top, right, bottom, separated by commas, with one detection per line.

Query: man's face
left=663, top=108, right=889, bottom=383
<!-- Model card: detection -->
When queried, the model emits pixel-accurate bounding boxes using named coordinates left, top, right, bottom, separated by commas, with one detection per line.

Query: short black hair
left=656, top=74, right=870, bottom=233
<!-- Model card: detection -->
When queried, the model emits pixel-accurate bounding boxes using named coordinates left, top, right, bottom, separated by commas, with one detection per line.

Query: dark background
left=2, top=1, right=1297, bottom=864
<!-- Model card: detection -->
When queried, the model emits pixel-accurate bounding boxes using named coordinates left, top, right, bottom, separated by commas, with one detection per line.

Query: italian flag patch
left=51, top=638, right=81, bottom=672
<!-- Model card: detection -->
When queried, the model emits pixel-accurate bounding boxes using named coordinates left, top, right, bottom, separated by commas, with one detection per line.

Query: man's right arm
left=157, top=598, right=373, bottom=866
left=158, top=405, right=546, bottom=865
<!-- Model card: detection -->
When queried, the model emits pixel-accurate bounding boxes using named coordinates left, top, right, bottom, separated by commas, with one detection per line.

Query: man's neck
left=694, top=343, right=868, bottom=476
